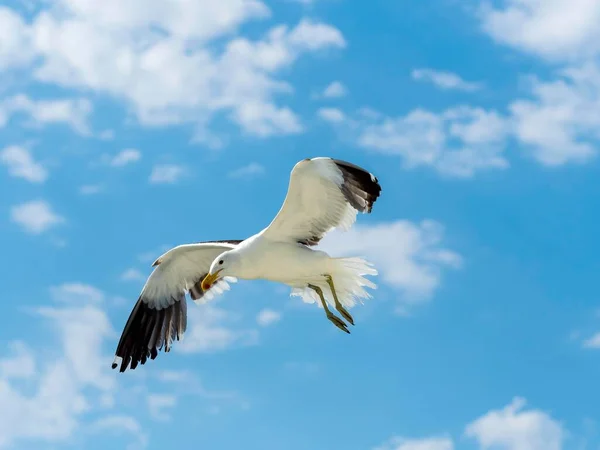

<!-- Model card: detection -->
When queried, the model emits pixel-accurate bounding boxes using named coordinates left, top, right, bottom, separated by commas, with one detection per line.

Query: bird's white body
left=224, top=232, right=376, bottom=309
left=230, top=234, right=330, bottom=284
left=112, top=157, right=382, bottom=372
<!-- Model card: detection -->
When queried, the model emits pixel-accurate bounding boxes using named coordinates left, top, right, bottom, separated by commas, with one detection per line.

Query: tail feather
left=291, top=257, right=377, bottom=308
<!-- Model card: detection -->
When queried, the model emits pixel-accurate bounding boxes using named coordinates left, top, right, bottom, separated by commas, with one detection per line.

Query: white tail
left=290, top=257, right=378, bottom=308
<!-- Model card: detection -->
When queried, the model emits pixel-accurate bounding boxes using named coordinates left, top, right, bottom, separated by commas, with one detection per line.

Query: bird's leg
left=324, top=274, right=354, bottom=326
left=307, top=283, right=350, bottom=334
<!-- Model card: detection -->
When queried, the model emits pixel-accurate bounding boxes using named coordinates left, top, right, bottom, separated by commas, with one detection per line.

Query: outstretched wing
left=112, top=240, right=242, bottom=372
left=262, top=158, right=381, bottom=246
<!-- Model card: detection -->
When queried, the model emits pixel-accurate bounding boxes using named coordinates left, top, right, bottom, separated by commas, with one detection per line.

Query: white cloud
left=509, top=64, right=600, bottom=166
left=256, top=309, right=282, bottom=326
left=98, top=129, right=115, bottom=140
left=322, top=81, right=347, bottom=98
left=10, top=200, right=65, bottom=234
left=110, top=148, right=141, bottom=167
left=480, top=0, right=600, bottom=62
left=319, top=220, right=461, bottom=308
left=152, top=370, right=245, bottom=409
left=374, top=436, right=454, bottom=450
left=51, top=0, right=270, bottom=41
left=376, top=398, right=566, bottom=450
left=0, top=3, right=345, bottom=138
left=0, top=7, right=35, bottom=69
left=121, top=268, right=146, bottom=282
left=0, top=94, right=92, bottom=135
left=327, top=67, right=600, bottom=171
left=147, top=394, right=177, bottom=421
left=155, top=370, right=194, bottom=383
left=36, top=305, right=115, bottom=392
left=318, top=107, right=346, bottom=123
left=90, top=415, right=147, bottom=448
left=0, top=145, right=48, bottom=183
left=0, top=342, right=36, bottom=380
left=356, top=106, right=510, bottom=177
left=411, top=68, right=481, bottom=92
left=228, top=162, right=266, bottom=179
left=149, top=164, right=186, bottom=184
left=0, top=285, right=117, bottom=448
left=465, top=397, right=565, bottom=450
left=79, top=184, right=103, bottom=195
left=286, top=19, right=346, bottom=50
left=177, top=305, right=258, bottom=353
left=583, top=332, right=600, bottom=348
left=50, top=283, right=105, bottom=305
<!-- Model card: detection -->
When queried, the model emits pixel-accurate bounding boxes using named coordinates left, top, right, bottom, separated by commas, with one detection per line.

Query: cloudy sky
left=1, top=0, right=600, bottom=449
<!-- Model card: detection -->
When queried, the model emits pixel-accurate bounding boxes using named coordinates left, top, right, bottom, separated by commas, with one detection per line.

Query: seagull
left=112, top=157, right=382, bottom=372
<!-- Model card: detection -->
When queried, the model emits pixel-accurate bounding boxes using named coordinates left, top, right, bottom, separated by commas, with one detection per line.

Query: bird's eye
left=219, top=260, right=223, bottom=265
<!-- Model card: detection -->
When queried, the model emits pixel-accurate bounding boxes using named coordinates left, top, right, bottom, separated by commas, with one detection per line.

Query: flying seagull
left=112, top=157, right=382, bottom=372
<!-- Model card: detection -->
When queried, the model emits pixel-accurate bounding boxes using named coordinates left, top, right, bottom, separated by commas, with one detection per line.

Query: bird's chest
left=241, top=242, right=324, bottom=283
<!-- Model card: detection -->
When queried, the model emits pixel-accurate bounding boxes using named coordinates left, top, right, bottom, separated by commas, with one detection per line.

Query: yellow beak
left=201, top=269, right=222, bottom=292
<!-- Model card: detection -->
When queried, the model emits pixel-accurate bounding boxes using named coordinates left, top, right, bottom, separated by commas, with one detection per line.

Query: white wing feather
left=142, top=243, right=238, bottom=309
left=112, top=242, right=239, bottom=372
left=262, top=158, right=380, bottom=245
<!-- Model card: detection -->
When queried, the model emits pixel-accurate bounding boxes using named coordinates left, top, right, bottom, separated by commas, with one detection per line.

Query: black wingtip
left=332, top=159, right=382, bottom=213
left=112, top=296, right=188, bottom=373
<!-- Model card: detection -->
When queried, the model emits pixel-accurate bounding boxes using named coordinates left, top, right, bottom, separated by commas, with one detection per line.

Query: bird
left=112, top=157, right=382, bottom=372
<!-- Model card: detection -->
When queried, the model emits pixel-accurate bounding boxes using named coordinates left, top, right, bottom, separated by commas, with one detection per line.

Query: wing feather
left=262, top=158, right=381, bottom=245
left=112, top=241, right=241, bottom=372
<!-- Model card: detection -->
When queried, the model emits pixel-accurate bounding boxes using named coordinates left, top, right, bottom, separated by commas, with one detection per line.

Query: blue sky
left=1, top=0, right=600, bottom=449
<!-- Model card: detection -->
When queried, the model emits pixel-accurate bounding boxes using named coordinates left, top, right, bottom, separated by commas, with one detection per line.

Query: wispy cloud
left=149, top=164, right=186, bottom=184
left=480, top=0, right=600, bottom=62
left=97, top=129, right=115, bottom=141
left=376, top=397, right=565, bottom=450
left=120, top=268, right=146, bottom=282
left=465, top=397, right=564, bottom=450
left=317, top=107, right=346, bottom=123
left=0, top=94, right=93, bottom=135
left=0, top=284, right=116, bottom=448
left=411, top=68, right=482, bottom=92
left=320, top=220, right=461, bottom=311
left=79, top=184, right=104, bottom=195
left=374, top=436, right=454, bottom=450
left=322, top=105, right=510, bottom=177
left=322, top=81, right=347, bottom=98
left=256, top=309, right=282, bottom=326
left=10, top=200, right=65, bottom=234
left=326, top=67, right=600, bottom=171
left=110, top=148, right=141, bottom=167
left=583, top=332, right=600, bottom=348
left=0, top=3, right=346, bottom=138
left=147, top=394, right=177, bottom=422
left=89, top=415, right=147, bottom=449
left=509, top=65, right=600, bottom=166
left=50, top=283, right=105, bottom=304
left=0, top=342, right=36, bottom=380
left=0, top=145, right=47, bottom=183
left=177, top=305, right=258, bottom=354
left=228, top=162, right=266, bottom=179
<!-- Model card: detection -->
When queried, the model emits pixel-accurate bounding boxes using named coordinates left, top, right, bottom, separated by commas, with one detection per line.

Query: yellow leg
left=325, top=275, right=355, bottom=326
left=308, top=283, right=350, bottom=334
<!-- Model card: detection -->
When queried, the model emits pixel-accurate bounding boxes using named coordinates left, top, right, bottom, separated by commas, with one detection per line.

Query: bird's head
left=201, top=250, right=241, bottom=291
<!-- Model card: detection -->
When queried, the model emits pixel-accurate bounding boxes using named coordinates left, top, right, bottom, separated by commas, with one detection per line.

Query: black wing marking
left=297, top=159, right=381, bottom=246
left=114, top=239, right=244, bottom=372
left=112, top=293, right=187, bottom=372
